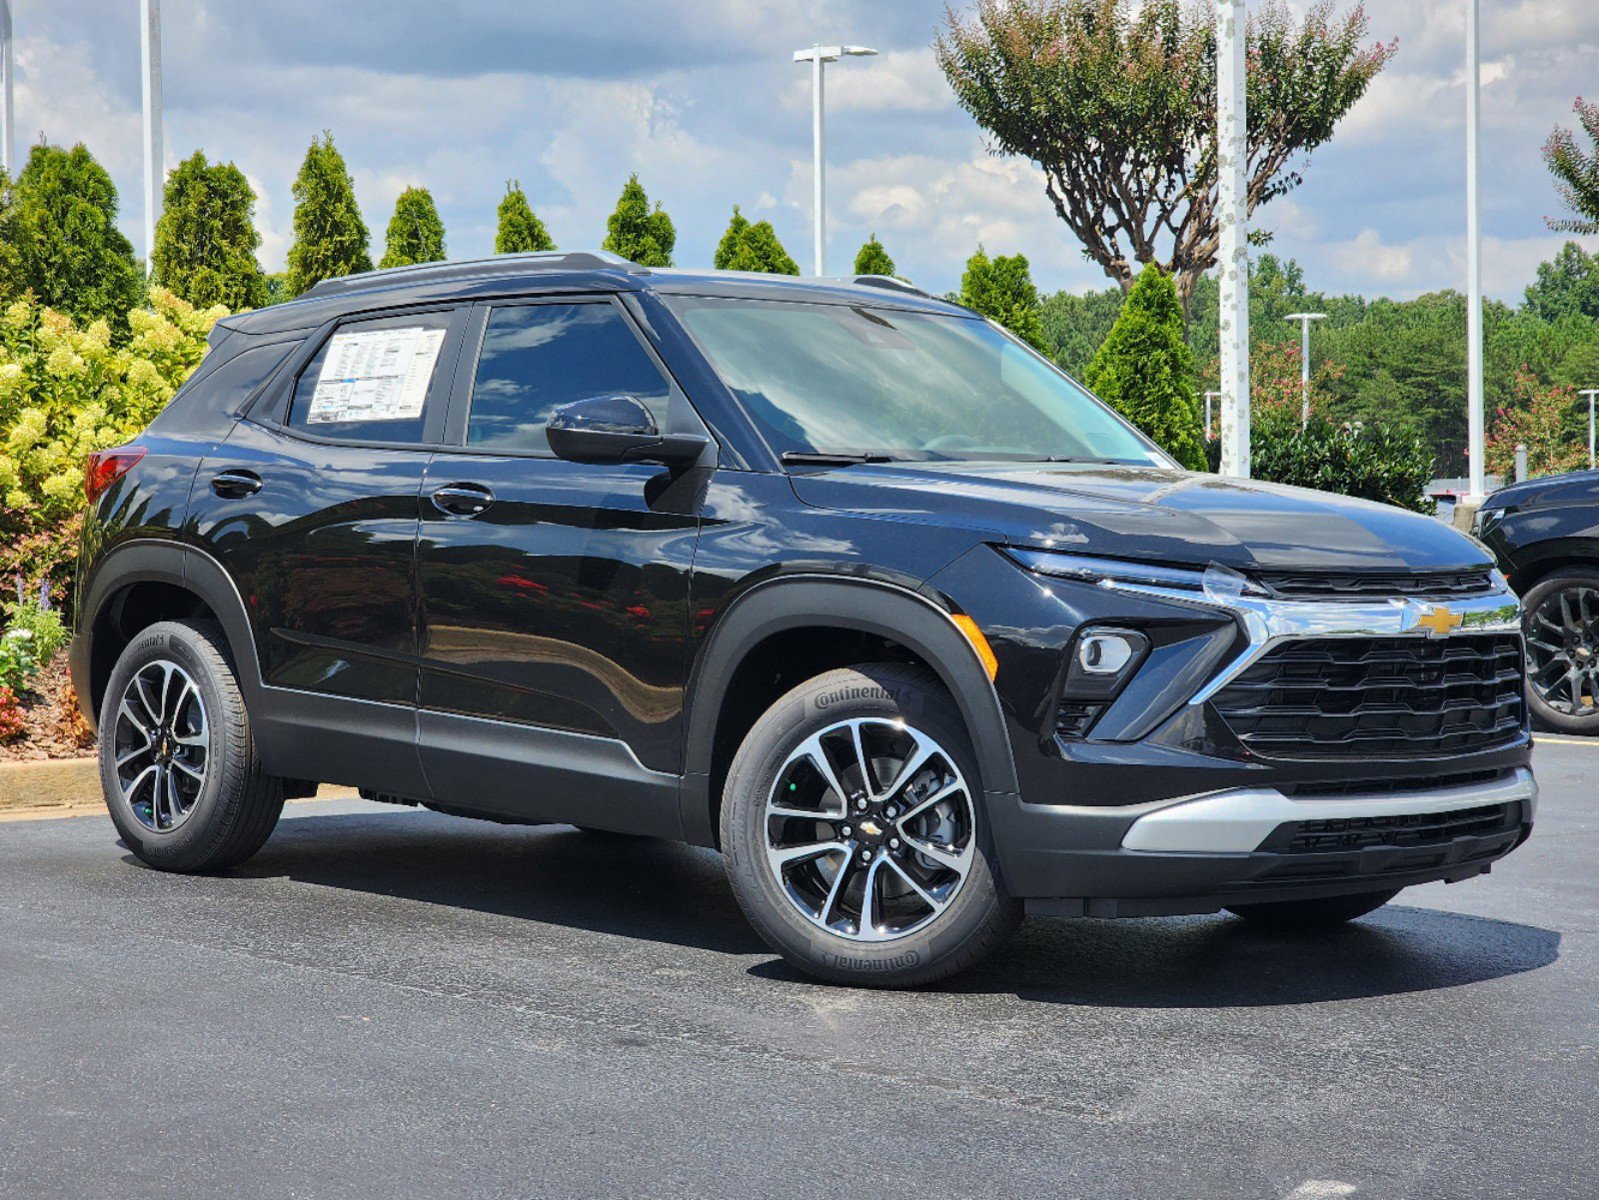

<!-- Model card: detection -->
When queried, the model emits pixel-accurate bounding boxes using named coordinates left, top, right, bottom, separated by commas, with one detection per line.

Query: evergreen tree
left=494, top=181, right=554, bottom=253
left=1083, top=263, right=1207, bottom=471
left=601, top=174, right=675, bottom=267
left=151, top=150, right=267, bottom=310
left=959, top=247, right=1046, bottom=351
left=379, top=186, right=446, bottom=269
left=714, top=206, right=799, bottom=273
left=853, top=234, right=895, bottom=277
left=1523, top=242, right=1599, bottom=322
left=0, top=142, right=142, bottom=330
left=284, top=132, right=371, bottom=297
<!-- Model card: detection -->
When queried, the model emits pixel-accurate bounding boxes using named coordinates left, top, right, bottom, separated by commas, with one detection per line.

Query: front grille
left=1254, top=569, right=1495, bottom=600
left=1212, top=634, right=1526, bottom=758
left=1260, top=802, right=1519, bottom=854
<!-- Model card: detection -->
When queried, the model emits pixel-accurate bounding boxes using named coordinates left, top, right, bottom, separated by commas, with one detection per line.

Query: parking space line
left=1535, top=734, right=1599, bottom=747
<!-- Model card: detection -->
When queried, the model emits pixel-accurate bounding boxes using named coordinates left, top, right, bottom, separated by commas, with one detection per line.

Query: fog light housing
left=1056, top=627, right=1151, bottom=741
left=1077, top=631, right=1136, bottom=676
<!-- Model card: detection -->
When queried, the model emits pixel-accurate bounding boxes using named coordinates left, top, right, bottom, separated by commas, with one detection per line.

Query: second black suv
left=72, top=251, right=1535, bottom=986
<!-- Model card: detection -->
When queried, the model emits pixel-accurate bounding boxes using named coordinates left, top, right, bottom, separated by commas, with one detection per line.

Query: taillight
left=85, top=447, right=147, bottom=503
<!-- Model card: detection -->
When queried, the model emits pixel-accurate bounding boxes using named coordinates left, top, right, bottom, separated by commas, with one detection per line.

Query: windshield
left=664, top=296, right=1169, bottom=465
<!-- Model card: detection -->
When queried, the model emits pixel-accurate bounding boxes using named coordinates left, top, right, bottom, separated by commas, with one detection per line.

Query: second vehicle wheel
left=720, top=663, right=1021, bottom=987
left=1523, top=567, right=1599, bottom=734
left=1226, top=888, right=1400, bottom=930
left=98, top=619, right=285, bottom=873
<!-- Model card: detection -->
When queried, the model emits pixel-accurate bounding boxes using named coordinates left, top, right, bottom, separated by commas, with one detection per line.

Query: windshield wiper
left=780, top=451, right=898, bottom=466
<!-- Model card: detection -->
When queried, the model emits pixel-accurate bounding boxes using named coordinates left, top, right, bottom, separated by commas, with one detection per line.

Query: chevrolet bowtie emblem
left=1415, top=604, right=1463, bottom=636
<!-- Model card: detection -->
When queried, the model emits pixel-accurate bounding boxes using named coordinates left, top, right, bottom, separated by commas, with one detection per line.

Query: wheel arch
left=678, top=576, right=1019, bottom=847
left=74, top=539, right=263, bottom=730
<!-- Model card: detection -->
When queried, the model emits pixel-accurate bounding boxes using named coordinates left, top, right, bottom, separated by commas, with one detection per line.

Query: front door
left=414, top=298, right=706, bottom=832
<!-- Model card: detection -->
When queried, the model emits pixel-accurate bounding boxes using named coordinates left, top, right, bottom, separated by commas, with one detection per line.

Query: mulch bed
left=1, top=656, right=95, bottom=763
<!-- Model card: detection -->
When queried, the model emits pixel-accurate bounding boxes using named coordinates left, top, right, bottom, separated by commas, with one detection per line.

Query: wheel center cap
left=857, top=818, right=884, bottom=840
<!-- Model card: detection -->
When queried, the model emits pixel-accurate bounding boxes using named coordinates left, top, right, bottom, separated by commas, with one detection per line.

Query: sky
left=7, top=0, right=1599, bottom=303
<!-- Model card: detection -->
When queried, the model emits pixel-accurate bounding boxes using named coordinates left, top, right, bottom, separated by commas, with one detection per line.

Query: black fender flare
left=677, top=576, right=1020, bottom=846
left=73, top=538, right=265, bottom=726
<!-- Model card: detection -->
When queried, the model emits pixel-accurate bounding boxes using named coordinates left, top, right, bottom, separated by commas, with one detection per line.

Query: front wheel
left=1523, top=567, right=1599, bottom=734
left=720, top=663, right=1021, bottom=987
left=1226, top=888, right=1400, bottom=930
left=99, top=619, right=284, bottom=872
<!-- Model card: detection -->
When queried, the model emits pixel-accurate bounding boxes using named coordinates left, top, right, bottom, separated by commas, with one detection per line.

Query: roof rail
left=301, top=250, right=645, bottom=300
left=849, top=274, right=933, bottom=299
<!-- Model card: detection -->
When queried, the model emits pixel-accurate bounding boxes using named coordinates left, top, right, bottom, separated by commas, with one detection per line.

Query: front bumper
left=992, top=767, right=1535, bottom=917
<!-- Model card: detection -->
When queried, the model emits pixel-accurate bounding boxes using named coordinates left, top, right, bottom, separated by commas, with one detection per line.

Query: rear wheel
left=1523, top=567, right=1599, bottom=734
left=720, top=663, right=1020, bottom=987
left=1226, top=888, right=1400, bottom=930
left=99, top=619, right=283, bottom=872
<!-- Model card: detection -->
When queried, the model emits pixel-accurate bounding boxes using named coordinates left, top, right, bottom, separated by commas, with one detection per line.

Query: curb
left=0, top=757, right=359, bottom=821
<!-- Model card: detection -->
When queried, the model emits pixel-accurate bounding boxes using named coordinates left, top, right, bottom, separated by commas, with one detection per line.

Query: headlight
left=1003, top=548, right=1272, bottom=600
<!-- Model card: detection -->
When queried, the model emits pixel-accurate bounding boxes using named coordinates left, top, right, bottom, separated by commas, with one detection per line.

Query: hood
left=1484, top=468, right=1599, bottom=514
left=791, top=461, right=1492, bottom=574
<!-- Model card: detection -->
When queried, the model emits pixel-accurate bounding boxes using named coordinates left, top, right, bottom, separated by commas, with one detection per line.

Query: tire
left=720, top=663, right=1021, bottom=987
left=1226, top=887, right=1400, bottom=930
left=98, top=619, right=284, bottom=872
left=1522, top=567, right=1599, bottom=735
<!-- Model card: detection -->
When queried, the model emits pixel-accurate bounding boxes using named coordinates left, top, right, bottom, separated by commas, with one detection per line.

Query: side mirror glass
left=545, top=395, right=708, bottom=466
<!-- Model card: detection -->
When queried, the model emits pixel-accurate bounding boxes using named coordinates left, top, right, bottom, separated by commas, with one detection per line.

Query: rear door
left=188, top=305, right=469, bottom=793
left=413, top=296, right=708, bottom=832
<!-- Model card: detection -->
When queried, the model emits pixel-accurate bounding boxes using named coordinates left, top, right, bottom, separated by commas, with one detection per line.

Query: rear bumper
left=991, top=766, right=1536, bottom=917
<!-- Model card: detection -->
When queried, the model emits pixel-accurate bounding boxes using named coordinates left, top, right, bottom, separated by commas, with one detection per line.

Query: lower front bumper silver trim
left=1120, top=767, right=1537, bottom=854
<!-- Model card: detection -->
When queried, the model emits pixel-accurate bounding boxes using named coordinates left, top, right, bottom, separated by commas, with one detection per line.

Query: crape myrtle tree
left=379, top=186, right=446, bottom=269
left=495, top=181, right=555, bottom=253
left=602, top=174, right=675, bottom=267
left=959, top=246, right=1047, bottom=351
left=1084, top=263, right=1207, bottom=470
left=936, top=0, right=1394, bottom=313
left=853, top=234, right=896, bottom=277
left=0, top=142, right=142, bottom=332
left=285, top=132, right=372, bottom=297
left=151, top=150, right=268, bottom=310
left=714, top=206, right=799, bottom=273
left=1543, top=98, right=1599, bottom=234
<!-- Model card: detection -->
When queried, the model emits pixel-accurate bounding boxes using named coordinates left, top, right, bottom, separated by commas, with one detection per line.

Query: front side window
left=466, top=302, right=672, bottom=454
left=287, top=311, right=457, bottom=444
left=664, top=296, right=1167, bottom=466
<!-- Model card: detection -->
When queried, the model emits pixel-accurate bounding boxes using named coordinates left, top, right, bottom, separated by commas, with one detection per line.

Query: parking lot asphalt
left=1, top=741, right=1595, bottom=1200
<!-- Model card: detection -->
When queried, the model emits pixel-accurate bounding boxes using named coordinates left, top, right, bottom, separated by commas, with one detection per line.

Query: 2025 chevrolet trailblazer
left=70, top=251, right=1534, bottom=986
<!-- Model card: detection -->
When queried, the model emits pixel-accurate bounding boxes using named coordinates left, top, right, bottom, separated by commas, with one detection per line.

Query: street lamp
left=1, top=0, right=14, bottom=176
left=1201, top=391, right=1221, bottom=441
left=140, top=0, right=163, bottom=275
left=1215, top=0, right=1250, bottom=477
left=1581, top=388, right=1599, bottom=470
left=792, top=43, right=876, bottom=277
left=1283, top=311, right=1326, bottom=428
left=1464, top=0, right=1486, bottom=506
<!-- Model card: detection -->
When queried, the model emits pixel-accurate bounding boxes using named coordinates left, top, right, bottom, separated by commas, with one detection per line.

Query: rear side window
left=287, top=310, right=458, bottom=444
left=466, top=302, right=671, bottom=454
left=147, top=340, right=298, bottom=434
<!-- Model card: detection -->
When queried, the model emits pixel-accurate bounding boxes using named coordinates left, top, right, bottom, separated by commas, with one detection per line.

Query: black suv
left=72, top=251, right=1535, bottom=986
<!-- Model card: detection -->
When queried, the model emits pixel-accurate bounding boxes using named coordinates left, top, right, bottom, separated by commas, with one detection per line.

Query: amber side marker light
left=950, top=613, right=998, bottom=680
left=86, top=447, right=147, bottom=502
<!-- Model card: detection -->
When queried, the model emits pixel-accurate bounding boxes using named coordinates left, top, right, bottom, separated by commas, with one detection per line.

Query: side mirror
left=546, top=394, right=709, bottom=467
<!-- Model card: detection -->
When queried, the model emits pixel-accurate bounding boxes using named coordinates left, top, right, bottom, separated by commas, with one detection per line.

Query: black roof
left=215, top=251, right=967, bottom=337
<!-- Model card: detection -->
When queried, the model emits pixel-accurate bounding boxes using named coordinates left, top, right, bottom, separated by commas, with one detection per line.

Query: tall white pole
left=1465, top=0, right=1485, bottom=503
left=812, top=47, right=825, bottom=276
left=1, top=0, right=14, bottom=177
left=140, top=0, right=162, bottom=275
left=1216, top=0, right=1250, bottom=478
left=1581, top=389, right=1599, bottom=470
left=1300, top=318, right=1311, bottom=425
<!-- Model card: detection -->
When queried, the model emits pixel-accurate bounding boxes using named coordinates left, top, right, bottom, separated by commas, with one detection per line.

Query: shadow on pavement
left=224, top=809, right=1560, bottom=1005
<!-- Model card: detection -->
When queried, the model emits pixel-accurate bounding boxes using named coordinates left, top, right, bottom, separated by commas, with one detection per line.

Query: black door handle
left=210, top=469, right=263, bottom=499
left=431, top=482, right=495, bottom=517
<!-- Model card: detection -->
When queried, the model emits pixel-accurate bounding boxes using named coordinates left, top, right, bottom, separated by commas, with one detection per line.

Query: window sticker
left=306, top=326, right=447, bottom=424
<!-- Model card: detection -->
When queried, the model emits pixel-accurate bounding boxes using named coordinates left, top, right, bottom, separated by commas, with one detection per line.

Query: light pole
left=1202, top=391, right=1221, bottom=441
left=1215, top=0, right=1250, bottom=477
left=1464, top=0, right=1486, bottom=506
left=1283, top=311, right=1326, bottom=428
left=1581, top=388, right=1599, bottom=469
left=792, top=43, right=876, bottom=277
left=1, top=0, right=14, bottom=177
left=140, top=0, right=162, bottom=275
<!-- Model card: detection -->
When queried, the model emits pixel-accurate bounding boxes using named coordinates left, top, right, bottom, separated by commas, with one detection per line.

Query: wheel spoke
left=768, top=840, right=849, bottom=870
left=796, top=733, right=851, bottom=815
left=894, top=780, right=963, bottom=828
left=878, top=738, right=937, bottom=805
left=818, top=855, right=855, bottom=927
left=884, top=855, right=942, bottom=911
left=170, top=756, right=204, bottom=782
left=901, top=835, right=968, bottom=873
left=849, top=721, right=874, bottom=797
left=857, top=856, right=884, bottom=936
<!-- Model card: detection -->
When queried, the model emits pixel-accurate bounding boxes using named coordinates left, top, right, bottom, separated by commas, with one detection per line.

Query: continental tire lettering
left=813, top=684, right=908, bottom=712
left=818, top=949, right=922, bottom=972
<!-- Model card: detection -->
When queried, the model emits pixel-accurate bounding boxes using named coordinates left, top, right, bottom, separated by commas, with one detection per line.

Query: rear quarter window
left=146, top=339, right=301, bottom=435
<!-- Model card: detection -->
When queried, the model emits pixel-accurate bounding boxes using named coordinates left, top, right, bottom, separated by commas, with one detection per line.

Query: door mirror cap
left=546, top=394, right=709, bottom=466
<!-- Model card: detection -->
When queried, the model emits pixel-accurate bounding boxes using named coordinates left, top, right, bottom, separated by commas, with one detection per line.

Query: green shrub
left=0, top=628, right=39, bottom=693
left=6, top=597, right=67, bottom=663
left=1248, top=408, right=1436, bottom=513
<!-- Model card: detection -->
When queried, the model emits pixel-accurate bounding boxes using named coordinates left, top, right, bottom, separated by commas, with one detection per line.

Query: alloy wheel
left=763, top=718, right=975, bottom=943
left=112, top=660, right=209, bottom=833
